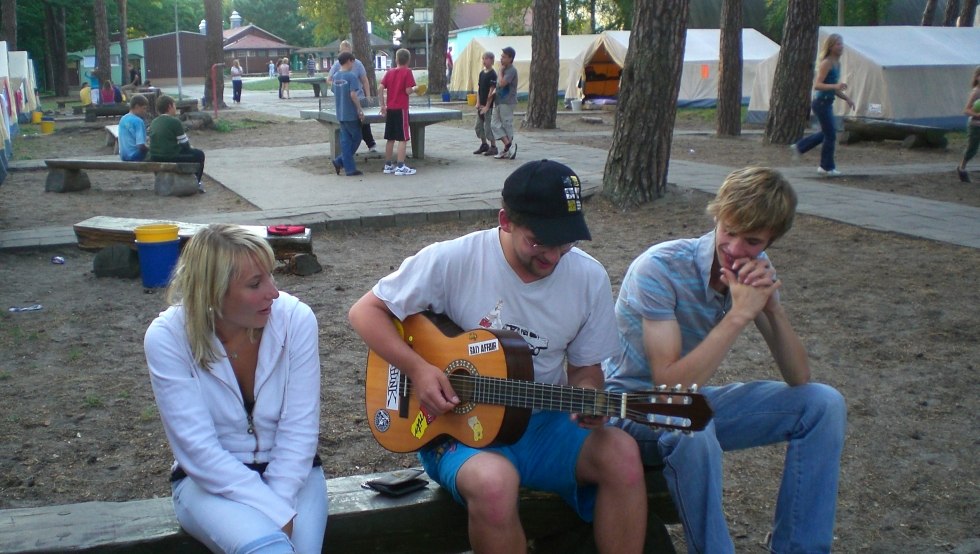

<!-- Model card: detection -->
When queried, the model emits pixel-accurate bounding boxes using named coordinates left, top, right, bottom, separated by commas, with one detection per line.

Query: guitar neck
left=449, top=373, right=624, bottom=417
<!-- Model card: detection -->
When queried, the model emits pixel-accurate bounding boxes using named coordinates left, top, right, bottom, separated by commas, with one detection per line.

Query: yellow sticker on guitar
left=411, top=411, right=429, bottom=439
left=468, top=416, right=484, bottom=442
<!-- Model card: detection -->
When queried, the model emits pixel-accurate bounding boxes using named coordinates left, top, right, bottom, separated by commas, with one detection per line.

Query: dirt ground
left=1, top=109, right=978, bottom=553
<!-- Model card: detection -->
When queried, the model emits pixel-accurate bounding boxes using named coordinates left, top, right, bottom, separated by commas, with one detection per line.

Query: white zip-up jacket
left=145, top=291, right=321, bottom=527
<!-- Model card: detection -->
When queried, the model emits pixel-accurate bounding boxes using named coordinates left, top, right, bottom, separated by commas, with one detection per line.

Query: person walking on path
left=956, top=66, right=980, bottom=183
left=349, top=159, right=648, bottom=553
left=489, top=46, right=519, bottom=160
left=473, top=51, right=498, bottom=156
left=149, top=94, right=206, bottom=193
left=278, top=58, right=291, bottom=99
left=379, top=48, right=418, bottom=176
left=790, top=34, right=855, bottom=177
left=330, top=52, right=365, bottom=177
left=118, top=94, right=150, bottom=162
left=306, top=54, right=317, bottom=78
left=269, top=60, right=276, bottom=78
left=230, top=59, right=244, bottom=104
left=328, top=40, right=379, bottom=153
left=603, top=167, right=846, bottom=553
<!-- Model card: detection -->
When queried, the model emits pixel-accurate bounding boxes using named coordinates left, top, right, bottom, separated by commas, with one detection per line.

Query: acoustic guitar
left=365, top=312, right=713, bottom=453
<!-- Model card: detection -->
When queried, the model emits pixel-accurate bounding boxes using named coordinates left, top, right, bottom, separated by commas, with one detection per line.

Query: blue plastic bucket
left=136, top=239, right=179, bottom=288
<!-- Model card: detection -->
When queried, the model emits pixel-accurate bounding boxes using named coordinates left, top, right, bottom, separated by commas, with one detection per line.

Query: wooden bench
left=105, top=124, right=120, bottom=154
left=73, top=216, right=314, bottom=261
left=45, top=159, right=200, bottom=197
left=84, top=104, right=129, bottom=122
left=291, top=76, right=328, bottom=97
left=175, top=98, right=199, bottom=114
left=0, top=469, right=678, bottom=553
left=840, top=117, right=950, bottom=148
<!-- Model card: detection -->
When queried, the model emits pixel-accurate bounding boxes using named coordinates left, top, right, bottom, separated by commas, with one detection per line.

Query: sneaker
left=509, top=142, right=518, bottom=160
left=197, top=181, right=206, bottom=194
left=473, top=143, right=489, bottom=155
left=394, top=165, right=417, bottom=176
left=494, top=146, right=511, bottom=159
left=383, top=163, right=396, bottom=174
left=484, top=147, right=498, bottom=157
left=332, top=159, right=342, bottom=175
left=346, top=170, right=363, bottom=176
left=789, top=144, right=800, bottom=161
left=368, top=145, right=378, bottom=153
left=957, top=167, right=971, bottom=183
left=817, top=167, right=841, bottom=177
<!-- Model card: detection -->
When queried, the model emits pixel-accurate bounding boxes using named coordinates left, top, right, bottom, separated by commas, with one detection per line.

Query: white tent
left=564, top=29, right=780, bottom=107
left=449, top=34, right=597, bottom=96
left=8, top=51, right=40, bottom=115
left=747, top=26, right=980, bottom=129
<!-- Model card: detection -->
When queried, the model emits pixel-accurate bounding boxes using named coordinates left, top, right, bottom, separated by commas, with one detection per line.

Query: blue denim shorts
left=418, top=410, right=598, bottom=521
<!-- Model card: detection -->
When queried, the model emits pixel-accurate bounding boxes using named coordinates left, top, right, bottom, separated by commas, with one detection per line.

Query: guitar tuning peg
left=656, top=384, right=667, bottom=391
left=672, top=384, right=682, bottom=392
left=688, top=384, right=698, bottom=393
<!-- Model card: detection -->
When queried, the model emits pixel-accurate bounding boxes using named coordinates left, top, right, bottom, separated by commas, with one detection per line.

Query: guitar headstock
left=622, top=385, right=713, bottom=432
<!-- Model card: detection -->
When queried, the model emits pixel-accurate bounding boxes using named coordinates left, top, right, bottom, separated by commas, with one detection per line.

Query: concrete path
left=3, top=82, right=977, bottom=250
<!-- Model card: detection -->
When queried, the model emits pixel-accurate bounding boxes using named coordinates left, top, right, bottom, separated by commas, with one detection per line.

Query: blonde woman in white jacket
left=145, top=224, right=326, bottom=553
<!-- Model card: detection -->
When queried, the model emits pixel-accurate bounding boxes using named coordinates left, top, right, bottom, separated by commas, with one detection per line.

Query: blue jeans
left=796, top=97, right=837, bottom=171
left=334, top=120, right=362, bottom=175
left=613, top=381, right=846, bottom=554
left=171, top=466, right=328, bottom=553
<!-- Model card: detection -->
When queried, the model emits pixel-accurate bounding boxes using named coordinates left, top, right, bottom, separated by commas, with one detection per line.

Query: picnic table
left=299, top=106, right=462, bottom=160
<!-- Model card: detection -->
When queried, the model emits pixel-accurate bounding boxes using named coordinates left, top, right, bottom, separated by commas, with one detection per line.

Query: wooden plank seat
left=175, top=99, right=199, bottom=114
left=73, top=216, right=313, bottom=260
left=0, top=470, right=678, bottom=553
left=44, top=158, right=200, bottom=197
left=840, top=117, right=950, bottom=148
left=105, top=124, right=120, bottom=154
left=84, top=104, right=129, bottom=122
left=291, top=76, right=328, bottom=97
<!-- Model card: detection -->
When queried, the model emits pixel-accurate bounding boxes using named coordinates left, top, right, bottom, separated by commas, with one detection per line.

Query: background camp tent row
left=747, top=26, right=980, bottom=129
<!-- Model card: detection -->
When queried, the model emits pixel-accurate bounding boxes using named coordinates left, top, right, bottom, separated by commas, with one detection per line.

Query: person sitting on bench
left=118, top=94, right=150, bottom=161
left=149, top=94, right=206, bottom=193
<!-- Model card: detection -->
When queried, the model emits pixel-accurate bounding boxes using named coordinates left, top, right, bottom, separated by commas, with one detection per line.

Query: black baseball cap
left=502, top=159, right=591, bottom=245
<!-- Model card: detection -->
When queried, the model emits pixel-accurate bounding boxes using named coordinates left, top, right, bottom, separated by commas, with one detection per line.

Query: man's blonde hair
left=166, top=224, right=276, bottom=370
left=706, top=167, right=797, bottom=241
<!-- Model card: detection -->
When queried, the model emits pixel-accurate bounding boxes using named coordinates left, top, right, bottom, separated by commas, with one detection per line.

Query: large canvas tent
left=747, top=26, right=980, bottom=129
left=564, top=29, right=780, bottom=107
left=449, top=34, right=597, bottom=97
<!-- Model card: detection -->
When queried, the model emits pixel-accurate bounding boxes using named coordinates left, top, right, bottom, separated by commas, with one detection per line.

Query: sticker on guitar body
left=467, top=338, right=500, bottom=356
left=411, top=405, right=437, bottom=439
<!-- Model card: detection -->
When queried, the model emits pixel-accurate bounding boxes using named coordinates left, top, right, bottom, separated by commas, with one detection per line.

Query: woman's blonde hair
left=820, top=33, right=843, bottom=60
left=166, top=224, right=276, bottom=370
left=706, top=167, right=797, bottom=241
left=971, top=66, right=980, bottom=88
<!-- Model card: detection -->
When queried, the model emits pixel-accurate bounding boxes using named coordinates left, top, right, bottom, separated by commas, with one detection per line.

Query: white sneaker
left=789, top=144, right=800, bottom=161
left=817, top=167, right=841, bottom=177
left=383, top=164, right=396, bottom=174
left=369, top=145, right=378, bottom=153
left=394, top=165, right=417, bottom=176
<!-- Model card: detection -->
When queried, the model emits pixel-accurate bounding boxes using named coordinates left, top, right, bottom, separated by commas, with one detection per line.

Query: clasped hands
left=720, top=257, right=782, bottom=319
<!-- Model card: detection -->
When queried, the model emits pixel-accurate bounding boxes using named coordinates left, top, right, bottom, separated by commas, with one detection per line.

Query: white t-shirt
left=373, top=228, right=619, bottom=385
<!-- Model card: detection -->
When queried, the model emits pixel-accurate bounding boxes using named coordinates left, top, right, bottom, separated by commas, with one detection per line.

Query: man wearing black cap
left=349, top=160, right=647, bottom=553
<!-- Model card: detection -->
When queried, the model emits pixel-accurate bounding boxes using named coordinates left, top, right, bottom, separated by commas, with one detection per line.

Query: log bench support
left=44, top=159, right=201, bottom=197
left=840, top=117, right=950, bottom=148
left=0, top=470, right=677, bottom=553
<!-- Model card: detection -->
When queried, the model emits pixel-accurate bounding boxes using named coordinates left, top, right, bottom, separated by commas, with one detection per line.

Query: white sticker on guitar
left=467, top=339, right=499, bottom=356
left=386, top=365, right=401, bottom=410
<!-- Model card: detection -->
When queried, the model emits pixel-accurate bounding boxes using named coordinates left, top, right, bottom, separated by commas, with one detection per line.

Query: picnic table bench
left=0, top=469, right=678, bottom=553
left=84, top=104, right=128, bottom=122
left=73, top=216, right=313, bottom=261
left=300, top=106, right=462, bottom=160
left=45, top=159, right=200, bottom=197
left=105, top=124, right=120, bottom=154
left=840, top=117, right=950, bottom=148
left=291, top=76, right=328, bottom=97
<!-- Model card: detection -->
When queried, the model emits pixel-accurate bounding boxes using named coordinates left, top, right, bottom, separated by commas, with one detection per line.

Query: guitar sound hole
left=445, top=359, right=478, bottom=414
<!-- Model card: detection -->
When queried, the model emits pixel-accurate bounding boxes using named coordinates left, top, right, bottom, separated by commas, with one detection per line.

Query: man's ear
left=498, top=209, right=512, bottom=232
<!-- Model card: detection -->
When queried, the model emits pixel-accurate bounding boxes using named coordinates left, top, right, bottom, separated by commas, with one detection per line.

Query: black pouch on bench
left=361, top=468, right=428, bottom=497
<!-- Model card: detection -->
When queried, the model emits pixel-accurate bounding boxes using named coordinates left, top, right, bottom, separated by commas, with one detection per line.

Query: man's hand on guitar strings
left=416, top=365, right=460, bottom=415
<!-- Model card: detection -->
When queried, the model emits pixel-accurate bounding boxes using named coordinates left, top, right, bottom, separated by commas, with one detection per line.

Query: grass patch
left=244, top=77, right=316, bottom=92
left=139, top=405, right=158, bottom=421
left=84, top=395, right=104, bottom=408
left=214, top=118, right=266, bottom=133
left=0, top=371, right=11, bottom=381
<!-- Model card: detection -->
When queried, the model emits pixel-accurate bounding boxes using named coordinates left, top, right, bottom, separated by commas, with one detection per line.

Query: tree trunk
left=117, top=0, right=128, bottom=85
left=1, top=0, right=16, bottom=50
left=921, top=0, right=938, bottom=25
left=958, top=0, right=977, bottom=26
left=44, top=2, right=69, bottom=96
left=943, top=0, right=960, bottom=25
left=429, top=0, right=451, bottom=94
left=93, top=0, right=111, bottom=83
left=717, top=0, right=742, bottom=137
left=202, top=0, right=225, bottom=109
left=526, top=0, right=559, bottom=129
left=346, top=0, right=377, bottom=95
left=603, top=1, right=689, bottom=206
left=763, top=0, right=819, bottom=146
